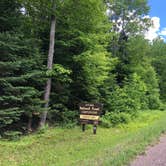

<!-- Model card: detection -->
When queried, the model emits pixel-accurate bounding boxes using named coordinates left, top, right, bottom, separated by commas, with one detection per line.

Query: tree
left=107, top=0, right=151, bottom=85
left=0, top=33, right=44, bottom=132
left=108, top=73, right=147, bottom=114
left=0, top=0, right=44, bottom=132
left=151, top=39, right=166, bottom=103
left=126, top=36, right=161, bottom=109
left=55, top=0, right=115, bottom=106
left=39, top=1, right=56, bottom=127
left=31, top=0, right=116, bottom=123
left=0, top=0, right=23, bottom=32
left=107, top=0, right=150, bottom=35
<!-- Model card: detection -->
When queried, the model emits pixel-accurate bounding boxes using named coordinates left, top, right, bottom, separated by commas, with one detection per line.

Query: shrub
left=49, top=104, right=78, bottom=125
left=148, top=94, right=161, bottom=109
left=3, top=131, right=22, bottom=141
left=159, top=103, right=166, bottom=111
left=101, top=112, right=131, bottom=127
left=100, top=117, right=112, bottom=128
left=108, top=73, right=147, bottom=115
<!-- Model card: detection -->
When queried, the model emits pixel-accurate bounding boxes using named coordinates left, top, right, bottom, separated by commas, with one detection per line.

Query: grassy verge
left=0, top=110, right=166, bottom=166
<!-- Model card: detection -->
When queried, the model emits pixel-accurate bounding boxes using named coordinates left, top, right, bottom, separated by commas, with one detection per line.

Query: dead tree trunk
left=40, top=6, right=56, bottom=127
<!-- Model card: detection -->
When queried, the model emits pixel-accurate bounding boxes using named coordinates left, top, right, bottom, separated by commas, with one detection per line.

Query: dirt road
left=130, top=134, right=166, bottom=166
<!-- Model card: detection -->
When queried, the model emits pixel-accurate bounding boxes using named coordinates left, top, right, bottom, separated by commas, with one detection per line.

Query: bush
left=100, top=117, right=112, bottom=128
left=101, top=112, right=131, bottom=127
left=110, top=112, right=131, bottom=126
left=3, top=131, right=22, bottom=141
left=49, top=104, right=78, bottom=125
left=108, top=74, right=147, bottom=115
left=148, top=95, right=161, bottom=109
left=159, top=103, right=166, bottom=111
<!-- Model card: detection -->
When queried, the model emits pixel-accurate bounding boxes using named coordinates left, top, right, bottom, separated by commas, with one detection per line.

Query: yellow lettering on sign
left=80, top=115, right=99, bottom=120
left=81, top=111, right=98, bottom=115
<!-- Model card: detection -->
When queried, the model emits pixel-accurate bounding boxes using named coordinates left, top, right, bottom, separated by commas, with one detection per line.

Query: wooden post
left=93, top=125, right=97, bottom=134
left=82, top=124, right=85, bottom=132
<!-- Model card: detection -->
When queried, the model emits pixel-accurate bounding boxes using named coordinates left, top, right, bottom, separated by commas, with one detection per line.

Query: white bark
left=40, top=11, right=56, bottom=127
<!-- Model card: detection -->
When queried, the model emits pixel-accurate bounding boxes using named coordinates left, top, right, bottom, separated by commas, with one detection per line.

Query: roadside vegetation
left=1, top=110, right=166, bottom=166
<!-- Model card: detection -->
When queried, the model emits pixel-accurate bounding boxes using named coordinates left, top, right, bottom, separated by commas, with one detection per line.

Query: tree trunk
left=27, top=116, right=32, bottom=133
left=40, top=9, right=56, bottom=127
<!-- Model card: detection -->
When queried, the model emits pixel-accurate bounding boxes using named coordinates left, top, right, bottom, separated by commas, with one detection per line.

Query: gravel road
left=130, top=134, right=166, bottom=166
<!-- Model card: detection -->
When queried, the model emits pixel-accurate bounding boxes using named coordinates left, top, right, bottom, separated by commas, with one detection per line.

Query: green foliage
left=139, top=65, right=161, bottom=109
left=73, top=50, right=112, bottom=100
left=0, top=32, right=45, bottom=131
left=46, top=64, right=71, bottom=83
left=0, top=0, right=164, bottom=133
left=124, top=73, right=148, bottom=110
left=0, top=0, right=23, bottom=32
left=102, top=112, right=131, bottom=127
left=100, top=117, right=112, bottom=128
left=108, top=0, right=150, bottom=35
left=49, top=104, right=78, bottom=125
left=159, top=103, right=166, bottom=111
left=48, top=0, right=115, bottom=115
left=127, top=36, right=161, bottom=109
left=60, top=0, right=108, bottom=32
left=107, top=74, right=147, bottom=115
left=37, top=124, right=49, bottom=135
left=151, top=39, right=166, bottom=103
left=3, top=131, right=22, bottom=141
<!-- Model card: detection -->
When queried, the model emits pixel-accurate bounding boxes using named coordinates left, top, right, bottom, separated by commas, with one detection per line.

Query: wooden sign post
left=79, top=103, right=102, bottom=134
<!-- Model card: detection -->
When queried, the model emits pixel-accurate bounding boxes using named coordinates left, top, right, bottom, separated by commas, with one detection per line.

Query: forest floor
left=0, top=110, right=166, bottom=166
left=130, top=134, right=166, bottom=166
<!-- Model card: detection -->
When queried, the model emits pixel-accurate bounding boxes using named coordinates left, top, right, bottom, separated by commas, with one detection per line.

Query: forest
left=0, top=0, right=166, bottom=139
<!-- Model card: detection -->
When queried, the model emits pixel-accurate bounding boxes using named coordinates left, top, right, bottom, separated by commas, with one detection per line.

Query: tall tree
left=34, top=0, right=117, bottom=123
left=151, top=39, right=166, bottom=103
left=107, top=0, right=151, bottom=84
left=0, top=0, right=22, bottom=32
left=107, top=0, right=150, bottom=35
left=40, top=1, right=56, bottom=127
left=126, top=36, right=160, bottom=109
left=0, top=0, right=44, bottom=132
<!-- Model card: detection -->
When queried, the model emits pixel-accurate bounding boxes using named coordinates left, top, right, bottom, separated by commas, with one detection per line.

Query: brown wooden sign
left=79, top=103, right=102, bottom=124
left=79, top=103, right=103, bottom=134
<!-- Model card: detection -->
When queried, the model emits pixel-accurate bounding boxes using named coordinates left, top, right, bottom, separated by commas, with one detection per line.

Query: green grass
left=0, top=110, right=166, bottom=166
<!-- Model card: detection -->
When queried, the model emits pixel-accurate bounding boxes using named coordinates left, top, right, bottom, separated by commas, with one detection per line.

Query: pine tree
left=151, top=39, right=166, bottom=103
left=0, top=0, right=22, bottom=32
left=0, top=32, right=45, bottom=131
left=0, top=0, right=44, bottom=132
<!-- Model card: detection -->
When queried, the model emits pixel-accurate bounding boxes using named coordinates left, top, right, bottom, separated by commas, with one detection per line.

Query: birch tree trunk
left=40, top=8, right=56, bottom=127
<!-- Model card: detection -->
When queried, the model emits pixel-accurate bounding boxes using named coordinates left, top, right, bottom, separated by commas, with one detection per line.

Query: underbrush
left=101, top=112, right=132, bottom=128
